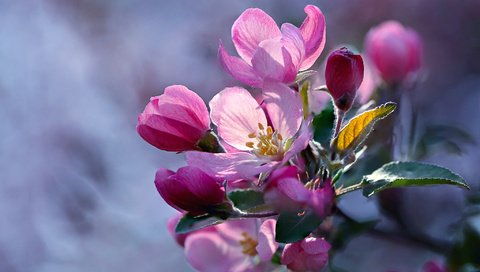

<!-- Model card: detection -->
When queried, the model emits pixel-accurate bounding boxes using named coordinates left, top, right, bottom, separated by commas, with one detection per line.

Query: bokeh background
left=1, top=0, right=479, bottom=271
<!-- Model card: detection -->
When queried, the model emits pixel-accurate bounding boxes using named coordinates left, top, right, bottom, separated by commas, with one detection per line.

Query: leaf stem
left=233, top=210, right=278, bottom=218
left=337, top=182, right=365, bottom=195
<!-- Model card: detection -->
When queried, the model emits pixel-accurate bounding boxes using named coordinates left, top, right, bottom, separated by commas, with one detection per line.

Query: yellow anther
left=258, top=123, right=264, bottom=130
left=245, top=142, right=255, bottom=148
left=266, top=126, right=273, bottom=135
left=248, top=132, right=256, bottom=138
left=239, top=232, right=258, bottom=256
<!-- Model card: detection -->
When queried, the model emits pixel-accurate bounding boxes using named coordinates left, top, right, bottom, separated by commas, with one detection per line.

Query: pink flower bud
left=364, top=21, right=423, bottom=84
left=264, top=166, right=311, bottom=213
left=309, top=179, right=335, bottom=218
left=281, top=237, right=331, bottom=271
left=137, top=85, right=210, bottom=152
left=155, top=166, right=225, bottom=214
left=325, top=48, right=364, bottom=111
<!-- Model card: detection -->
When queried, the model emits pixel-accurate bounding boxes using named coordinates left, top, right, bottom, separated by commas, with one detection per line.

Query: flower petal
left=281, top=242, right=302, bottom=265
left=216, top=219, right=258, bottom=243
left=218, top=42, right=263, bottom=87
left=299, top=5, right=326, bottom=70
left=262, top=82, right=302, bottom=139
left=282, top=120, right=312, bottom=163
left=175, top=166, right=225, bottom=204
left=232, top=8, right=281, bottom=64
left=281, top=23, right=305, bottom=71
left=301, top=237, right=331, bottom=254
left=256, top=219, right=278, bottom=262
left=277, top=178, right=311, bottom=204
left=185, top=232, right=246, bottom=272
left=186, top=151, right=274, bottom=180
left=251, top=38, right=294, bottom=83
left=210, top=87, right=267, bottom=151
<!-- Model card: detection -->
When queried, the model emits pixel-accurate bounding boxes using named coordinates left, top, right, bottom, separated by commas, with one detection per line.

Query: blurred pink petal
left=256, top=219, right=278, bottom=262
left=281, top=237, right=331, bottom=271
left=280, top=23, right=305, bottom=71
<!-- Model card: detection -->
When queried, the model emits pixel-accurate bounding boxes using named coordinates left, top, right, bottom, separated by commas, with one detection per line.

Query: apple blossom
left=219, top=5, right=326, bottom=87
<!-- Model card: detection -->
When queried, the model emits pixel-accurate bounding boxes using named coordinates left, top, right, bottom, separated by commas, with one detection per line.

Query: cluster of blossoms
left=135, top=5, right=462, bottom=272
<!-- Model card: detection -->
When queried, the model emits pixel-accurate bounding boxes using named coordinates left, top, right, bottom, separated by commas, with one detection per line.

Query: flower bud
left=155, top=166, right=225, bottom=214
left=137, top=85, right=210, bottom=152
left=325, top=48, right=364, bottom=111
left=264, top=166, right=310, bottom=213
left=364, top=21, right=423, bottom=85
left=309, top=179, right=335, bottom=218
left=281, top=237, right=331, bottom=271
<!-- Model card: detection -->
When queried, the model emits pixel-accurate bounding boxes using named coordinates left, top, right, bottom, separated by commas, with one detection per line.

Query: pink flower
left=364, top=21, right=423, bottom=85
left=184, top=219, right=278, bottom=272
left=186, top=83, right=311, bottom=180
left=325, top=48, right=364, bottom=111
left=137, top=85, right=210, bottom=152
left=281, top=237, right=331, bottom=271
left=219, top=5, right=326, bottom=87
left=154, top=166, right=225, bottom=214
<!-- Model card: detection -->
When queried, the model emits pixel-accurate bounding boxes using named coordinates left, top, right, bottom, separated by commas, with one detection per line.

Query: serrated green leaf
left=228, top=189, right=264, bottom=212
left=333, top=102, right=396, bottom=155
left=362, top=161, right=469, bottom=197
left=275, top=210, right=323, bottom=243
left=175, top=213, right=224, bottom=234
left=313, top=100, right=335, bottom=145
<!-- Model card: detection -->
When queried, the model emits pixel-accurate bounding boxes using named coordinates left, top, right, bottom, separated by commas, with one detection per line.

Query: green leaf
left=332, top=102, right=396, bottom=155
left=175, top=213, right=224, bottom=234
left=275, top=210, right=323, bottom=243
left=312, top=100, right=335, bottom=145
left=362, top=161, right=469, bottom=197
left=228, top=189, right=265, bottom=212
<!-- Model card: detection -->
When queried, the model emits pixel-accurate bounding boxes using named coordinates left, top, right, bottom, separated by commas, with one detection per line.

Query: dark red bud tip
left=325, top=48, right=364, bottom=111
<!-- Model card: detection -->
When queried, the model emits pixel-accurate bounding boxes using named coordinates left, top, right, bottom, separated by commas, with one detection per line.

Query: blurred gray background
left=0, top=0, right=479, bottom=271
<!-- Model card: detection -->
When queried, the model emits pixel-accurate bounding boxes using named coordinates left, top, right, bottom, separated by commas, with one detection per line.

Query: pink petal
left=175, top=166, right=225, bottom=204
left=256, top=219, right=278, bottom=262
left=185, top=232, right=245, bottom=272
left=280, top=23, right=305, bottom=71
left=209, top=87, right=267, bottom=151
left=262, top=82, right=302, bottom=139
left=282, top=120, right=312, bottom=163
left=251, top=38, right=294, bottom=83
left=278, top=177, right=311, bottom=203
left=300, top=237, right=331, bottom=254
left=281, top=242, right=302, bottom=265
left=160, top=85, right=210, bottom=130
left=186, top=151, right=274, bottom=180
left=231, top=8, right=281, bottom=64
left=299, top=5, right=326, bottom=70
left=218, top=42, right=263, bottom=87
left=216, top=219, right=258, bottom=243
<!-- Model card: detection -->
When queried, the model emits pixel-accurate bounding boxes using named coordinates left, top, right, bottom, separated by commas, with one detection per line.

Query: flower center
left=245, top=123, right=284, bottom=158
left=239, top=232, right=258, bottom=256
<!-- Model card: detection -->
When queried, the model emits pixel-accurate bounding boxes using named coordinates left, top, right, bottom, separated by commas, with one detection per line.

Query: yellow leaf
left=333, top=102, right=396, bottom=154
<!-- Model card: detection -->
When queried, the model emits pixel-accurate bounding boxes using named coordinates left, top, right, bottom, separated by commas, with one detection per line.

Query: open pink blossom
left=281, top=237, right=331, bottom=271
left=137, top=85, right=210, bottom=152
left=186, top=83, right=311, bottom=180
left=219, top=5, right=326, bottom=87
left=184, top=219, right=278, bottom=272
left=155, top=166, right=225, bottom=214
